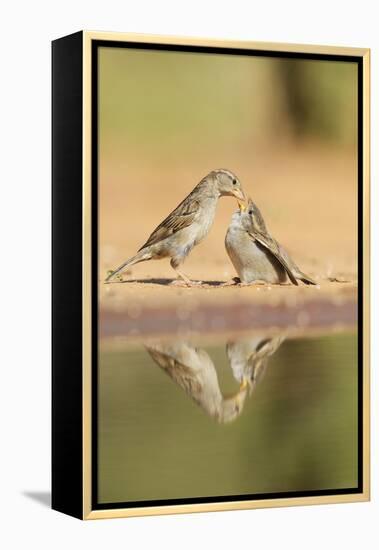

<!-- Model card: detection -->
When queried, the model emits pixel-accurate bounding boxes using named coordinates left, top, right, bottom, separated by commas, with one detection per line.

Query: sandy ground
left=99, top=142, right=358, bottom=333
left=100, top=279, right=357, bottom=339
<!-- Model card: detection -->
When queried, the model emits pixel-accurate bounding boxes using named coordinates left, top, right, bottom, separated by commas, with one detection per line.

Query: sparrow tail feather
left=105, top=250, right=151, bottom=282
left=297, top=271, right=317, bottom=285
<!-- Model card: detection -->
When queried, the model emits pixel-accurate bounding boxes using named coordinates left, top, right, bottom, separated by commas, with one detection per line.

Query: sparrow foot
left=170, top=279, right=188, bottom=287
left=170, top=279, right=203, bottom=288
left=238, top=280, right=267, bottom=287
left=172, top=267, right=204, bottom=287
left=222, top=277, right=240, bottom=286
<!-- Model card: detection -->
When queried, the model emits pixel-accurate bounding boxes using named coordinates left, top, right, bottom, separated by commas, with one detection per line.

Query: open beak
left=235, top=382, right=248, bottom=408
left=232, top=187, right=246, bottom=202
left=225, top=378, right=248, bottom=401
left=239, top=378, right=248, bottom=391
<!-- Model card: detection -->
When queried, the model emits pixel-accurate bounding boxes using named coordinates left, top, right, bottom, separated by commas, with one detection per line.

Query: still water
left=98, top=331, right=358, bottom=504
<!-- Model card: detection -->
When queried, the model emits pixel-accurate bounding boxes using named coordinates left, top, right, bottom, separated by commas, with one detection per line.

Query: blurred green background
left=99, top=47, right=357, bottom=156
left=98, top=332, right=358, bottom=503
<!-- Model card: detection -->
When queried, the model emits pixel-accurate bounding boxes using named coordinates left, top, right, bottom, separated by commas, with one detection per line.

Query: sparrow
left=105, top=169, right=245, bottom=285
left=145, top=340, right=248, bottom=423
left=225, top=198, right=317, bottom=286
left=227, top=334, right=285, bottom=394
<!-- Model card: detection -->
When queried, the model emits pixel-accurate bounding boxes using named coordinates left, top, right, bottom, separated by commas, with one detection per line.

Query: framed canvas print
left=52, top=31, right=370, bottom=520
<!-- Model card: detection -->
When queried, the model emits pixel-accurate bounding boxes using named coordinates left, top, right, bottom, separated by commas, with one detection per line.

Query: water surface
left=98, top=330, right=358, bottom=504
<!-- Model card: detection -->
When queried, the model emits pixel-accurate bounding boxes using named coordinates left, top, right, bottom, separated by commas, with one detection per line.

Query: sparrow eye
left=232, top=178, right=237, bottom=185
left=248, top=210, right=253, bottom=215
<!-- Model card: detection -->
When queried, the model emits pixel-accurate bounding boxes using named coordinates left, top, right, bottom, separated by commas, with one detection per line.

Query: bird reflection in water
left=145, top=334, right=285, bottom=424
left=227, top=335, right=285, bottom=394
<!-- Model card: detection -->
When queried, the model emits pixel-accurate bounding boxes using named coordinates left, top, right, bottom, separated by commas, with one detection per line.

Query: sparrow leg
left=170, top=257, right=202, bottom=287
left=174, top=268, right=193, bottom=286
left=172, top=268, right=204, bottom=287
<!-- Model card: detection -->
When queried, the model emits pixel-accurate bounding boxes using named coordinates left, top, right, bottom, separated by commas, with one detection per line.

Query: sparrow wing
left=247, top=226, right=299, bottom=286
left=277, top=243, right=317, bottom=285
left=139, top=196, right=200, bottom=250
left=246, top=355, right=269, bottom=387
left=145, top=347, right=203, bottom=394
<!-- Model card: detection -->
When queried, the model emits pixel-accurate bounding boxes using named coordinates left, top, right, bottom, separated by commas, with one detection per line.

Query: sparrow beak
left=235, top=383, right=248, bottom=408
left=238, top=200, right=247, bottom=212
left=232, top=187, right=246, bottom=202
left=239, top=378, right=248, bottom=391
left=225, top=378, right=248, bottom=401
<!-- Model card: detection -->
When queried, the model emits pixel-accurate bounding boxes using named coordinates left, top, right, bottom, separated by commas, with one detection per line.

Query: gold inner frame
left=82, top=30, right=370, bottom=520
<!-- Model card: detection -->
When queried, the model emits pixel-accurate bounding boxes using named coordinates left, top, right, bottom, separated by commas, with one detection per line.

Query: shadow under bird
left=105, top=169, right=245, bottom=285
left=225, top=198, right=317, bottom=286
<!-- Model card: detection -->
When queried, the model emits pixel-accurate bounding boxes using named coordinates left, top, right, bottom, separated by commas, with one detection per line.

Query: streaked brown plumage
left=227, top=334, right=285, bottom=394
left=145, top=341, right=248, bottom=423
left=105, top=169, right=245, bottom=285
left=225, top=198, right=317, bottom=286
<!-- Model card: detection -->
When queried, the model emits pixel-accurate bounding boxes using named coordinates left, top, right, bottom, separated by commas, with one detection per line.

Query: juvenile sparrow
left=225, top=199, right=316, bottom=286
left=105, top=169, right=245, bottom=285
left=227, top=334, right=285, bottom=394
left=145, top=340, right=248, bottom=423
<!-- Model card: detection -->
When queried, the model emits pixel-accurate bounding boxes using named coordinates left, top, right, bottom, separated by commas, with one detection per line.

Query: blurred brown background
left=98, top=46, right=358, bottom=296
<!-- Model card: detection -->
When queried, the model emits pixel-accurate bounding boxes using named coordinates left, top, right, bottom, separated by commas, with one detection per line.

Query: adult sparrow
left=145, top=340, right=248, bottom=423
left=106, top=169, right=245, bottom=285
